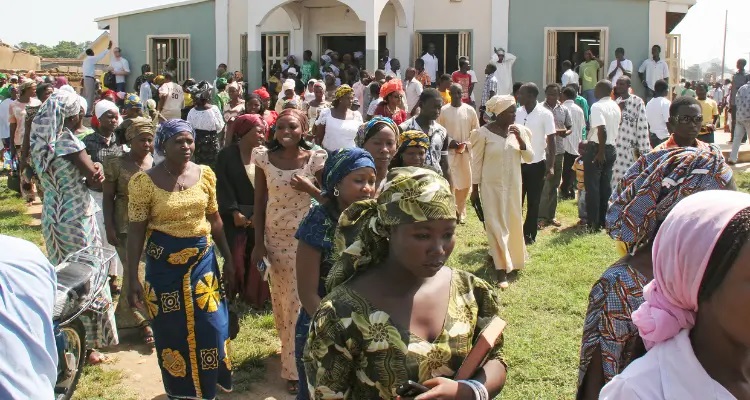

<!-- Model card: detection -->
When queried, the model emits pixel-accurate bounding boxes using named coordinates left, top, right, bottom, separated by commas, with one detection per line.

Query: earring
left=333, top=187, right=340, bottom=197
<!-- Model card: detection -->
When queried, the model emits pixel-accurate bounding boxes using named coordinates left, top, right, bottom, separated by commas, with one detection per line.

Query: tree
left=683, top=64, right=703, bottom=81
left=16, top=40, right=90, bottom=58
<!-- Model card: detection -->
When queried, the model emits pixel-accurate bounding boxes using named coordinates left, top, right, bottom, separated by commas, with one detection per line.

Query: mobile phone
left=396, top=380, right=429, bottom=397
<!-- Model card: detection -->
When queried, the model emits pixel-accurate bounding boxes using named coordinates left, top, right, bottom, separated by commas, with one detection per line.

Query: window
left=262, top=34, right=289, bottom=80
left=414, top=32, right=471, bottom=77
left=148, top=36, right=190, bottom=83
left=544, top=28, right=608, bottom=85
left=240, top=33, right=248, bottom=80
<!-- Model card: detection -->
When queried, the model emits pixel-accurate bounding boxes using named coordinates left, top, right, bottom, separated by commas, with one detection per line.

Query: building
left=78, top=32, right=112, bottom=66
left=96, top=0, right=695, bottom=97
left=0, top=41, right=41, bottom=71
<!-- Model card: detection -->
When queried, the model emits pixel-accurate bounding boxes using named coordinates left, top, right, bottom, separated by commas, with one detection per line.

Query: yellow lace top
left=128, top=165, right=218, bottom=238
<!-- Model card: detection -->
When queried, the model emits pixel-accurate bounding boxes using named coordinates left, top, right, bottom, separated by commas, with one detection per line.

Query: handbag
left=454, top=317, right=507, bottom=380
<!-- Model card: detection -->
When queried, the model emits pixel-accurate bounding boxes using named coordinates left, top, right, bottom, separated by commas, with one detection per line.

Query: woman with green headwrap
left=103, top=116, right=155, bottom=342
left=305, top=167, right=507, bottom=399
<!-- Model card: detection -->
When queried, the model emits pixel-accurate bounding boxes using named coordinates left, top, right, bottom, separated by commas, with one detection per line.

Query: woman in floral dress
left=306, top=167, right=507, bottom=399
left=251, top=108, right=327, bottom=394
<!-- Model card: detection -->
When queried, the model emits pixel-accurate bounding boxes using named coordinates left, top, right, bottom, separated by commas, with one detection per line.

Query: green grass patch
left=72, top=366, right=137, bottom=400
left=0, top=176, right=43, bottom=246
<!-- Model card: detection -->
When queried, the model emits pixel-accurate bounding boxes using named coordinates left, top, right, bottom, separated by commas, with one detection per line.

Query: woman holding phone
left=305, top=167, right=507, bottom=399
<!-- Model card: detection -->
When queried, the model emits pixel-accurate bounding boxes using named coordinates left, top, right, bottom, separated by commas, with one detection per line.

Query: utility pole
left=720, top=9, right=728, bottom=80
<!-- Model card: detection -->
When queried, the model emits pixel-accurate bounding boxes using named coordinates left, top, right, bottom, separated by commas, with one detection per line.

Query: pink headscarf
left=233, top=113, right=268, bottom=137
left=633, top=190, right=750, bottom=349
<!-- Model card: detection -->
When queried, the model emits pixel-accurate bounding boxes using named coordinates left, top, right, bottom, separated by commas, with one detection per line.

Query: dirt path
left=102, top=332, right=294, bottom=400
left=24, top=202, right=293, bottom=400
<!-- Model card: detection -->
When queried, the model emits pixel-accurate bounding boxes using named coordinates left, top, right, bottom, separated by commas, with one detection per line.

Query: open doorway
left=545, top=28, right=608, bottom=84
left=319, top=35, right=386, bottom=64
left=414, top=32, right=472, bottom=77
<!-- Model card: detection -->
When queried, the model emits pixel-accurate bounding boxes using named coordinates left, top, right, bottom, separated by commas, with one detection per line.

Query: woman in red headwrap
left=216, top=114, right=270, bottom=308
left=374, top=78, right=409, bottom=125
left=242, top=88, right=278, bottom=140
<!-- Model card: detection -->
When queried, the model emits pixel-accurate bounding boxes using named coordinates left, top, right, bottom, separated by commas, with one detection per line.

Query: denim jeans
left=294, top=309, right=312, bottom=400
left=583, top=142, right=616, bottom=230
left=730, top=120, right=750, bottom=163
left=583, top=89, right=597, bottom=109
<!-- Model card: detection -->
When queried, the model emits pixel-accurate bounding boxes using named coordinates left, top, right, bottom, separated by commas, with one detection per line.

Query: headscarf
left=101, top=90, right=117, bottom=101
left=124, top=93, right=143, bottom=109
left=188, top=81, right=213, bottom=102
left=143, top=72, right=155, bottom=81
left=281, top=79, right=296, bottom=93
left=313, top=80, right=326, bottom=92
left=59, top=85, right=76, bottom=94
left=485, top=95, right=516, bottom=117
left=54, top=76, right=68, bottom=89
left=253, top=87, right=271, bottom=100
left=632, top=190, right=750, bottom=350
left=29, top=91, right=82, bottom=172
left=125, top=116, right=155, bottom=143
left=321, top=54, right=332, bottom=64
left=334, top=84, right=354, bottom=100
left=95, top=100, right=119, bottom=119
left=276, top=108, right=309, bottom=134
left=78, top=96, right=88, bottom=115
left=398, top=130, right=431, bottom=151
left=326, top=167, right=456, bottom=290
left=233, top=113, right=268, bottom=138
left=322, top=148, right=376, bottom=197
left=227, top=81, right=241, bottom=92
left=156, top=119, right=195, bottom=154
left=154, top=75, right=165, bottom=85
left=19, top=81, right=35, bottom=94
left=379, top=79, right=403, bottom=99
left=0, top=73, right=6, bottom=80
left=355, top=116, right=399, bottom=147
left=216, top=78, right=228, bottom=90
left=606, top=147, right=733, bottom=251
left=146, top=99, right=157, bottom=111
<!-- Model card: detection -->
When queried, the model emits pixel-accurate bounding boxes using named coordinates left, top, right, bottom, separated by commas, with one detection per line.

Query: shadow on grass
left=547, top=224, right=593, bottom=246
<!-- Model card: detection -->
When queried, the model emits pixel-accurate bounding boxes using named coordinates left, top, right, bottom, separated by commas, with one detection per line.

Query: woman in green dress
left=304, top=167, right=508, bottom=399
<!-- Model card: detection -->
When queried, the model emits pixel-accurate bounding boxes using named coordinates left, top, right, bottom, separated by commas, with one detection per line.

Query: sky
left=0, top=0, right=747, bottom=67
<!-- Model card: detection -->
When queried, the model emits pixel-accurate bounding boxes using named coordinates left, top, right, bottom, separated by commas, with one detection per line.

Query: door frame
left=316, top=33, right=388, bottom=58
left=542, top=27, right=609, bottom=86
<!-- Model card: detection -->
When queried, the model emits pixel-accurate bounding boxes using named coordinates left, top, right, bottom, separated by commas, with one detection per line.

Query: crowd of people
left=2, top=39, right=750, bottom=400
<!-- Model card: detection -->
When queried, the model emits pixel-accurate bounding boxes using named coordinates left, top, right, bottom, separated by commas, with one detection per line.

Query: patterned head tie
left=326, top=167, right=456, bottom=291
left=354, top=116, right=399, bottom=148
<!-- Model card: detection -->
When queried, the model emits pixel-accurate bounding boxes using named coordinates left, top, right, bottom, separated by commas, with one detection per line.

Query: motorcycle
left=52, top=246, right=117, bottom=400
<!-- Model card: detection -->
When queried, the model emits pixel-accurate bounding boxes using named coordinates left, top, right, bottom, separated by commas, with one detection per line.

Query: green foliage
left=16, top=40, right=91, bottom=59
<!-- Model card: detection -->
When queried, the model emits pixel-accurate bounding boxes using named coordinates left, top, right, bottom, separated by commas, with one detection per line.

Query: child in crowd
left=390, top=130, right=430, bottom=169
left=574, top=140, right=587, bottom=226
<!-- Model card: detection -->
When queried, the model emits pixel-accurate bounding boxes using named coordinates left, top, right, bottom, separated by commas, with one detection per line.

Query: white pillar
left=491, top=0, right=510, bottom=53
left=247, top=24, right=263, bottom=91
left=393, top=1, right=413, bottom=67
left=215, top=0, right=229, bottom=67
left=648, top=0, right=668, bottom=53
left=365, top=17, right=380, bottom=73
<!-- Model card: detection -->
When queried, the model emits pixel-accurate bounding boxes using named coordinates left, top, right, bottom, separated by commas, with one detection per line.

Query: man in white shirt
left=584, top=80, right=620, bottom=231
left=638, top=45, right=670, bottom=103
left=645, top=79, right=671, bottom=148
left=403, top=67, right=423, bottom=115
left=421, top=43, right=439, bottom=87
left=560, top=86, right=586, bottom=199
left=157, top=72, right=184, bottom=121
left=515, top=83, right=556, bottom=244
left=109, top=47, right=130, bottom=94
left=607, top=47, right=633, bottom=86
left=491, top=47, right=517, bottom=96
left=561, top=60, right=579, bottom=88
left=386, top=58, right=401, bottom=80
left=82, top=40, right=112, bottom=116
left=0, top=86, right=17, bottom=154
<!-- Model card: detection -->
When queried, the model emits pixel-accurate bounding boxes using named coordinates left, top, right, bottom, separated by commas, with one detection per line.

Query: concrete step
left=709, top=130, right=750, bottom=163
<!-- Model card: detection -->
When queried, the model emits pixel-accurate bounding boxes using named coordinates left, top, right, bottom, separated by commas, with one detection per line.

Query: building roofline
left=94, top=0, right=210, bottom=22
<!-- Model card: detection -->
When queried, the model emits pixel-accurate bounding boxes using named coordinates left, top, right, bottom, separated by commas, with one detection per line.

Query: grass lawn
left=2, top=172, right=748, bottom=399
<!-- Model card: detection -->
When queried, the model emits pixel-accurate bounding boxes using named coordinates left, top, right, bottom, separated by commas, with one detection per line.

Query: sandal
left=287, top=380, right=299, bottom=395
left=537, top=220, right=548, bottom=230
left=143, top=325, right=155, bottom=347
left=550, top=219, right=562, bottom=227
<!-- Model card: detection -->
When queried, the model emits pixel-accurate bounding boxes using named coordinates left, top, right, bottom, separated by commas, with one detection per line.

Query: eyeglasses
left=673, top=115, right=703, bottom=124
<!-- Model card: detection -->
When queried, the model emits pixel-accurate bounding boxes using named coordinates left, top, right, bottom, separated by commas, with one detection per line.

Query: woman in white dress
left=186, top=81, right=225, bottom=168
left=470, top=95, right=534, bottom=289
left=312, top=85, right=363, bottom=151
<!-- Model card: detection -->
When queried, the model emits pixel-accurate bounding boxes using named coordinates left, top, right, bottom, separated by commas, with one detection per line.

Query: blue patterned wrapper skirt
left=144, top=230, right=232, bottom=400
